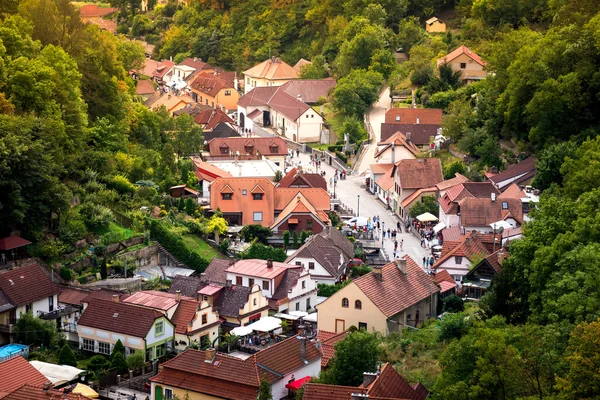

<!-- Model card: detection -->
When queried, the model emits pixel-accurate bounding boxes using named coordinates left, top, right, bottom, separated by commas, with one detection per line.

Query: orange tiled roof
left=458, top=197, right=523, bottom=227
left=370, top=164, right=395, bottom=175
left=353, top=257, right=439, bottom=318
left=274, top=187, right=330, bottom=211
left=363, top=363, right=429, bottom=400
left=207, top=137, right=288, bottom=157
left=243, top=58, right=299, bottom=80
left=433, top=231, right=490, bottom=269
left=317, top=330, right=348, bottom=368
left=396, top=158, right=443, bottom=190
left=0, top=357, right=48, bottom=394
left=170, top=299, right=200, bottom=334
left=0, top=384, right=91, bottom=399
left=435, top=173, right=469, bottom=191
left=277, top=167, right=327, bottom=190
left=193, top=109, right=235, bottom=130
left=385, top=108, right=442, bottom=125
left=437, top=45, right=486, bottom=67
left=498, top=183, right=527, bottom=199
left=79, top=4, right=117, bottom=17
left=375, top=132, right=420, bottom=158
left=375, top=167, right=394, bottom=191
left=190, top=72, right=235, bottom=97
left=271, top=192, right=330, bottom=230
left=401, top=186, right=438, bottom=208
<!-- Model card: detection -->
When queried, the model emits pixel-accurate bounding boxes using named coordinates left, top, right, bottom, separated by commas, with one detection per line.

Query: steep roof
left=170, top=299, right=200, bottom=335
left=0, top=236, right=31, bottom=251
left=237, top=86, right=278, bottom=108
left=135, top=80, right=155, bottom=96
left=375, top=166, right=395, bottom=191
left=0, top=263, right=61, bottom=306
left=396, top=158, right=444, bottom=190
left=439, top=182, right=499, bottom=214
left=123, top=290, right=194, bottom=311
left=317, top=330, right=348, bottom=368
left=213, top=285, right=253, bottom=318
left=401, top=187, right=438, bottom=208
left=255, top=336, right=321, bottom=380
left=168, top=276, right=204, bottom=297
left=79, top=4, right=116, bottom=17
left=293, top=58, right=312, bottom=72
left=0, top=357, right=48, bottom=395
left=205, top=122, right=240, bottom=140
left=458, top=197, right=523, bottom=227
left=207, top=137, right=288, bottom=157
left=437, top=45, right=486, bottom=67
left=274, top=188, right=330, bottom=211
left=287, top=236, right=341, bottom=278
left=226, top=259, right=297, bottom=280
left=266, top=88, right=311, bottom=121
left=152, top=60, right=175, bottom=79
left=0, top=384, right=90, bottom=400
left=497, top=183, right=527, bottom=200
left=488, top=157, right=536, bottom=188
left=280, top=79, right=336, bottom=104
left=353, top=257, right=439, bottom=317
left=192, top=160, right=232, bottom=183
left=78, top=299, right=165, bottom=338
left=243, top=58, right=299, bottom=80
left=190, top=72, right=235, bottom=97
left=432, top=269, right=457, bottom=293
left=433, top=231, right=490, bottom=269
left=58, top=287, right=92, bottom=306
left=271, top=193, right=330, bottom=230
left=435, top=173, right=469, bottom=191
left=375, top=132, right=420, bottom=158
left=380, top=123, right=440, bottom=145
left=277, top=167, right=327, bottom=190
left=202, top=259, right=233, bottom=285
left=193, top=109, right=235, bottom=130
left=363, top=363, right=429, bottom=400
left=370, top=163, right=395, bottom=175
left=385, top=108, right=442, bottom=125
left=0, top=290, right=14, bottom=313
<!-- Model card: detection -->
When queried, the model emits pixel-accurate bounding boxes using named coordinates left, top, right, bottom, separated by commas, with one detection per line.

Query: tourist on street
left=400, top=239, right=404, bottom=251
left=422, top=257, right=427, bottom=268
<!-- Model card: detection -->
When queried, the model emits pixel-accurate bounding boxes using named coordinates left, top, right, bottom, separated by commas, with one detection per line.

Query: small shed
left=169, top=185, right=199, bottom=198
left=425, top=17, right=446, bottom=33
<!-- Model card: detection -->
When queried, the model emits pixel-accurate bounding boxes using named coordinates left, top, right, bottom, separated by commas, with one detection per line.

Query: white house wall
left=287, top=257, right=334, bottom=283
left=145, top=317, right=175, bottom=347
left=270, top=359, right=321, bottom=400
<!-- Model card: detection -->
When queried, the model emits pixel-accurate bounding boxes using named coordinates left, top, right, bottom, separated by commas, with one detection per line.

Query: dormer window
left=395, top=116, right=400, bottom=121
left=253, top=193, right=263, bottom=200
left=245, top=146, right=254, bottom=154
left=222, top=193, right=232, bottom=200
left=220, top=146, right=229, bottom=155
left=270, top=146, right=279, bottom=153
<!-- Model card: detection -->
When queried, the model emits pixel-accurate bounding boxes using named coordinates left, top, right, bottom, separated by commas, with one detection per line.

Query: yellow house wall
left=244, top=76, right=292, bottom=93
left=448, top=53, right=487, bottom=80
left=152, top=384, right=225, bottom=400
left=426, top=21, right=446, bottom=33
left=316, top=281, right=388, bottom=334
left=175, top=301, right=221, bottom=349
left=215, top=89, right=240, bottom=111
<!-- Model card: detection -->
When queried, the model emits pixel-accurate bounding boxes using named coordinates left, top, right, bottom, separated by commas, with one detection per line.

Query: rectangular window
left=308, top=262, right=315, bottom=270
left=155, top=321, right=164, bottom=336
left=156, top=343, right=167, bottom=358
left=203, top=295, right=208, bottom=301
left=224, top=90, right=231, bottom=96
left=460, top=62, right=466, bottom=69
left=253, top=298, right=257, bottom=306
left=306, top=298, right=311, bottom=310
left=295, top=302, right=300, bottom=311
left=249, top=278, right=254, bottom=286
left=270, top=146, right=279, bottom=153
left=262, top=280, right=270, bottom=291
left=302, top=280, right=306, bottom=289
left=502, top=201, right=509, bottom=209
left=307, top=219, right=313, bottom=230
left=201, top=314, right=207, bottom=324
left=236, top=276, right=243, bottom=285
left=246, top=78, right=250, bottom=84
left=296, top=262, right=302, bottom=266
left=359, top=322, right=367, bottom=331
left=211, top=102, right=214, bottom=107
left=98, top=341, right=110, bottom=355
left=221, top=147, right=229, bottom=155
left=252, top=193, right=263, bottom=200
left=253, top=212, right=263, bottom=222
left=25, top=303, right=32, bottom=313
left=82, top=338, right=94, bottom=352
left=164, top=388, right=174, bottom=399
left=222, top=193, right=232, bottom=200
left=455, top=256, right=463, bottom=264
left=48, top=296, right=54, bottom=312
left=242, top=190, right=247, bottom=195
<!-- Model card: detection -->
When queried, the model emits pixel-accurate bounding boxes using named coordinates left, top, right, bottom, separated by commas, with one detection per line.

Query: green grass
left=77, top=357, right=92, bottom=370
left=321, top=103, right=345, bottom=144
left=435, top=149, right=461, bottom=166
left=181, top=235, right=226, bottom=259
left=308, top=143, right=330, bottom=151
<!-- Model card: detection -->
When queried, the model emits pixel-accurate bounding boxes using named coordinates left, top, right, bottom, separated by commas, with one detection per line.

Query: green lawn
left=320, top=104, right=345, bottom=144
left=77, top=357, right=92, bottom=370
left=181, top=235, right=226, bottom=259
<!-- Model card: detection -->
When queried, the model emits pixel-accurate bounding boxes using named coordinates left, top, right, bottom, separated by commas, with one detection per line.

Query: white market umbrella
left=417, top=212, right=438, bottom=222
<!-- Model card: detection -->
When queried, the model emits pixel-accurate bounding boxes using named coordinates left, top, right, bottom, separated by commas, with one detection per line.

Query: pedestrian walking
left=394, top=240, right=398, bottom=251
left=429, top=257, right=434, bottom=268
left=377, top=221, right=380, bottom=230
left=393, top=250, right=396, bottom=259
left=400, top=239, right=404, bottom=251
left=397, top=221, right=400, bottom=230
left=387, top=228, right=391, bottom=237
left=422, top=256, right=427, bottom=268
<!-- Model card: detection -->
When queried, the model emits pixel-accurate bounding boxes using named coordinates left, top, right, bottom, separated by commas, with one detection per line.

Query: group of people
left=422, top=256, right=435, bottom=269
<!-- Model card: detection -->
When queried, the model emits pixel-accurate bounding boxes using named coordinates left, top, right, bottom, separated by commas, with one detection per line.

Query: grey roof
left=0, top=289, right=14, bottom=313
left=213, top=285, right=252, bottom=318
left=271, top=268, right=303, bottom=300
left=168, top=276, right=204, bottom=298
left=204, top=123, right=240, bottom=141
left=203, top=259, right=232, bottom=285
left=380, top=123, right=440, bottom=145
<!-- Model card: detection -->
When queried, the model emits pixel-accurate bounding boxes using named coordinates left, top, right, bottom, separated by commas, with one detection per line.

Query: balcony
left=39, top=305, right=80, bottom=320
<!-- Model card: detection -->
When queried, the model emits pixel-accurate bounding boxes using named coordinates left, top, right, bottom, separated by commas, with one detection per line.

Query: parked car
left=347, top=258, right=364, bottom=268
left=344, top=216, right=369, bottom=228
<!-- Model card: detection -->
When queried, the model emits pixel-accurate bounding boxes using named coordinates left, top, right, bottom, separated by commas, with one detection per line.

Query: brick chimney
left=395, top=258, right=407, bottom=275
left=176, top=290, right=181, bottom=301
left=372, top=266, right=382, bottom=280
left=225, top=279, right=232, bottom=288
left=112, top=294, right=119, bottom=303
left=299, top=336, right=307, bottom=363
left=205, top=348, right=216, bottom=363
left=267, top=259, right=273, bottom=269
left=362, top=372, right=378, bottom=387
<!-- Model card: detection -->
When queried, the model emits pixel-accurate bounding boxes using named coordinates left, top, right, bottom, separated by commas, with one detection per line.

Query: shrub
left=335, top=151, right=348, bottom=164
left=241, top=242, right=287, bottom=262
left=443, top=294, right=465, bottom=313
left=219, top=238, right=230, bottom=254
left=108, top=175, right=136, bottom=195
left=292, top=231, right=299, bottom=248
left=283, top=231, right=290, bottom=248
left=110, top=351, right=128, bottom=375
left=438, top=312, right=471, bottom=341
left=110, top=339, right=125, bottom=362
left=88, top=355, right=110, bottom=374
left=350, top=265, right=371, bottom=278
left=241, top=225, right=273, bottom=245
left=150, top=221, right=209, bottom=272
left=317, top=280, right=351, bottom=297
left=127, top=350, right=146, bottom=371
left=300, top=230, right=310, bottom=245
left=79, top=202, right=113, bottom=231
left=78, top=276, right=88, bottom=284
left=58, top=344, right=78, bottom=367
left=59, top=267, right=73, bottom=281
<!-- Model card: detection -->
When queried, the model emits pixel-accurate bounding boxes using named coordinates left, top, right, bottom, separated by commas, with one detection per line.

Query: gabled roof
left=190, top=72, right=235, bottom=97
left=170, top=299, right=200, bottom=335
left=0, top=290, right=14, bottom=313
left=0, top=357, right=48, bottom=395
left=169, top=276, right=204, bottom=297
left=58, top=287, right=92, bottom=306
left=237, top=86, right=278, bottom=108
left=381, top=123, right=440, bottom=144
left=441, top=226, right=462, bottom=242
left=243, top=58, right=299, bottom=80
left=488, top=157, right=537, bottom=189
left=439, top=182, right=499, bottom=214
left=385, top=108, right=442, bottom=125
left=205, top=122, right=240, bottom=140
left=426, top=16, right=442, bottom=24
left=353, top=257, right=439, bottom=317
left=280, top=79, right=336, bottom=104
left=0, top=263, right=61, bottom=307
left=78, top=299, right=165, bottom=338
left=0, top=236, right=31, bottom=251
left=274, top=188, right=330, bottom=211
left=213, top=285, right=254, bottom=318
left=497, top=183, right=527, bottom=200
left=401, top=186, right=438, bottom=208
left=226, top=259, right=298, bottom=280
left=270, top=268, right=304, bottom=301
left=287, top=236, right=342, bottom=279
left=433, top=231, right=490, bottom=269
left=207, top=137, right=288, bottom=157
left=191, top=159, right=232, bottom=183
left=193, top=109, right=235, bottom=130
left=277, top=167, right=327, bottom=190
left=375, top=132, right=420, bottom=158
left=202, top=259, right=233, bottom=285
left=152, top=60, right=175, bottom=79
left=255, top=336, right=321, bottom=381
left=458, top=197, right=523, bottom=227
left=266, top=88, right=311, bottom=121
left=135, top=80, right=155, bottom=96
left=271, top=193, right=329, bottom=230
left=432, top=269, right=457, bottom=293
left=302, top=384, right=367, bottom=400
left=375, top=166, right=395, bottom=191
left=396, top=158, right=444, bottom=190
left=123, top=290, right=194, bottom=311
left=370, top=163, right=395, bottom=175
left=0, top=384, right=90, bottom=400
left=435, top=173, right=469, bottom=191
left=316, top=330, right=348, bottom=368
left=293, top=58, right=312, bottom=72
left=437, top=45, right=486, bottom=67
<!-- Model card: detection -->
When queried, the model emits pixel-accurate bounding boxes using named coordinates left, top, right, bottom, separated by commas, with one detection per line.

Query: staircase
left=157, top=244, right=188, bottom=269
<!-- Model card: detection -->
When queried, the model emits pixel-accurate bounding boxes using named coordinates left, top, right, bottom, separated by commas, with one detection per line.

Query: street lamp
left=357, top=195, right=360, bottom=217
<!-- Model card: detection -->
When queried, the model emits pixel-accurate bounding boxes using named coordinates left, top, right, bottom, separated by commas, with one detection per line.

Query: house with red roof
left=0, top=263, right=61, bottom=344
left=0, top=356, right=49, bottom=395
left=150, top=336, right=321, bottom=400
left=438, top=181, right=499, bottom=227
left=457, top=196, right=523, bottom=233
left=432, top=231, right=490, bottom=283
left=317, top=257, right=440, bottom=334
left=277, top=167, right=327, bottom=190
left=205, top=136, right=288, bottom=168
left=77, top=297, right=174, bottom=361
left=462, top=248, right=507, bottom=299
left=437, top=45, right=488, bottom=83
left=391, top=158, right=444, bottom=220
left=190, top=157, right=232, bottom=198
left=302, top=362, right=429, bottom=400
left=432, top=269, right=457, bottom=299
left=190, top=71, right=239, bottom=112
left=374, top=131, right=420, bottom=164
left=488, top=156, right=537, bottom=192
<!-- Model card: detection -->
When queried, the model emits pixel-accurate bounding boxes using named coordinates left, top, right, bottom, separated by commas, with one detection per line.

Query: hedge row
left=335, top=151, right=348, bottom=163
left=150, top=221, right=209, bottom=273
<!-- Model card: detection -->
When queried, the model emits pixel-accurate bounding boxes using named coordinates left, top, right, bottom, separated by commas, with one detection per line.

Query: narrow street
left=355, top=86, right=391, bottom=173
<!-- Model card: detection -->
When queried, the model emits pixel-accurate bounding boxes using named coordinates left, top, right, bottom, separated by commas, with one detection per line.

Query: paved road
left=289, top=152, right=430, bottom=265
left=356, top=86, right=391, bottom=173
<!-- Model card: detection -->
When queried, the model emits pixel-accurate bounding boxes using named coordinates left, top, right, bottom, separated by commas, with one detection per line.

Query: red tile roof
left=267, top=88, right=311, bottom=121
left=497, top=183, right=527, bottom=199
left=208, top=137, right=288, bottom=157
left=441, top=226, right=462, bottom=242
left=78, top=299, right=165, bottom=338
left=280, top=79, right=336, bottom=104
left=170, top=299, right=200, bottom=334
left=353, top=257, right=439, bottom=317
left=123, top=290, right=194, bottom=311
left=396, top=158, right=443, bottom=190
left=275, top=188, right=330, bottom=211
left=153, top=60, right=175, bottom=79
left=271, top=192, right=330, bottom=230
left=437, top=45, right=486, bottom=67
left=58, top=287, right=92, bottom=306
left=380, top=123, right=440, bottom=145
left=190, top=72, right=235, bottom=97
left=458, top=197, right=523, bottom=227
left=302, top=384, right=367, bottom=400
left=435, top=173, right=469, bottom=191
left=237, top=87, right=279, bottom=108
left=0, top=384, right=90, bottom=400
left=193, top=108, right=235, bottom=130
left=439, top=182, right=499, bottom=214
left=255, top=336, right=321, bottom=380
left=0, top=357, right=48, bottom=394
left=79, top=4, right=117, bottom=17
left=370, top=164, right=395, bottom=175
left=375, top=132, right=420, bottom=158
left=432, top=269, right=457, bottom=293
left=433, top=231, right=490, bottom=269
left=210, top=177, right=276, bottom=226
left=385, top=108, right=442, bottom=125
left=0, top=236, right=31, bottom=251
left=135, top=80, right=155, bottom=95
left=401, top=187, right=438, bottom=208
left=0, top=264, right=60, bottom=306
left=375, top=167, right=395, bottom=191
left=243, top=58, right=299, bottom=80
left=278, top=168, right=327, bottom=190
left=226, top=259, right=299, bottom=279
left=364, top=363, right=428, bottom=400
left=317, top=330, right=348, bottom=368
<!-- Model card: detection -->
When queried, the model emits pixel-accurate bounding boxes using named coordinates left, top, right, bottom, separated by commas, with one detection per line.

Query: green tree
left=240, top=225, right=273, bottom=245
left=443, top=160, right=467, bottom=180
left=332, top=69, right=383, bottom=117
left=438, top=312, right=471, bottom=342
left=58, top=344, right=77, bottom=367
left=88, top=355, right=110, bottom=374
left=283, top=231, right=290, bottom=248
left=178, top=197, right=185, bottom=212
left=172, top=113, right=204, bottom=157
left=185, top=198, right=195, bottom=216
left=258, top=374, right=273, bottom=400
left=206, top=215, right=228, bottom=245
left=13, top=312, right=61, bottom=348
left=532, top=140, right=577, bottom=190
left=241, top=242, right=287, bottom=262
left=396, top=16, right=425, bottom=54
left=110, top=351, right=129, bottom=375
left=110, top=339, right=125, bottom=363
left=273, top=170, right=283, bottom=183
left=409, top=195, right=438, bottom=218
left=322, top=330, right=381, bottom=386
left=299, top=55, right=329, bottom=79
left=443, top=295, right=465, bottom=313
left=292, top=231, right=299, bottom=248
left=301, top=230, right=310, bottom=244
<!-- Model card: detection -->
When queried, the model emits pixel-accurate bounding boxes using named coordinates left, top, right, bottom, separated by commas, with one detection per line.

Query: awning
left=433, top=222, right=446, bottom=234
left=417, top=212, right=438, bottom=222
left=0, top=236, right=32, bottom=251
left=288, top=311, right=308, bottom=318
left=285, top=376, right=311, bottom=390
left=490, top=220, right=513, bottom=231
left=274, top=312, right=300, bottom=321
left=30, top=361, right=84, bottom=386
left=303, top=313, right=317, bottom=322
left=288, top=218, right=299, bottom=224
left=231, top=326, right=253, bottom=336
left=247, top=316, right=282, bottom=332
left=72, top=383, right=99, bottom=399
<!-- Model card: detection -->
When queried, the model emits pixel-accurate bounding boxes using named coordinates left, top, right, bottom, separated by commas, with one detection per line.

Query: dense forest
left=2, top=0, right=600, bottom=398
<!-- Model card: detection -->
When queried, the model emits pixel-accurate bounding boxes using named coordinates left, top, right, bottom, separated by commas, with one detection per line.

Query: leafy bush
left=241, top=242, right=287, bottom=262
left=443, top=294, right=465, bottom=313
left=108, top=175, right=136, bottom=195
left=300, top=230, right=310, bottom=244
left=127, top=350, right=146, bottom=371
left=34, top=236, right=68, bottom=259
left=283, top=231, right=290, bottom=248
left=219, top=238, right=230, bottom=254
left=78, top=276, right=89, bottom=284
left=350, top=265, right=371, bottom=278
left=241, top=225, right=273, bottom=244
left=58, top=344, right=78, bottom=367
left=438, top=312, right=471, bottom=341
left=59, top=267, right=73, bottom=281
left=150, top=221, right=209, bottom=272
left=335, top=151, right=348, bottom=164
left=328, top=145, right=344, bottom=152
left=110, top=351, right=128, bottom=374
left=317, top=280, right=351, bottom=297
left=88, top=355, right=110, bottom=374
left=80, top=202, right=113, bottom=231
left=13, top=313, right=61, bottom=348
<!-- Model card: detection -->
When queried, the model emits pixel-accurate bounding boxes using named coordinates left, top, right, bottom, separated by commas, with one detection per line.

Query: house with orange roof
left=270, top=192, right=330, bottom=234
left=432, top=269, right=457, bottom=299
left=78, top=4, right=117, bottom=32
left=190, top=71, right=239, bottom=112
left=150, top=336, right=322, bottom=400
left=190, top=157, right=232, bottom=197
left=317, top=257, right=439, bottom=334
left=391, top=158, right=443, bottom=219
left=277, top=167, right=327, bottom=190
left=242, top=57, right=299, bottom=94
left=151, top=60, right=175, bottom=84
left=432, top=231, right=490, bottom=283
left=438, top=181, right=499, bottom=227
left=205, top=136, right=288, bottom=168
left=368, top=163, right=394, bottom=198
left=374, top=131, right=420, bottom=164
left=144, top=93, right=192, bottom=114
left=303, top=362, right=429, bottom=400
left=0, top=356, right=49, bottom=395
left=457, top=196, right=523, bottom=233
left=193, top=108, right=236, bottom=131
left=437, top=45, right=488, bottom=83
left=225, top=259, right=317, bottom=313
left=135, top=79, right=155, bottom=98
left=385, top=108, right=443, bottom=125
